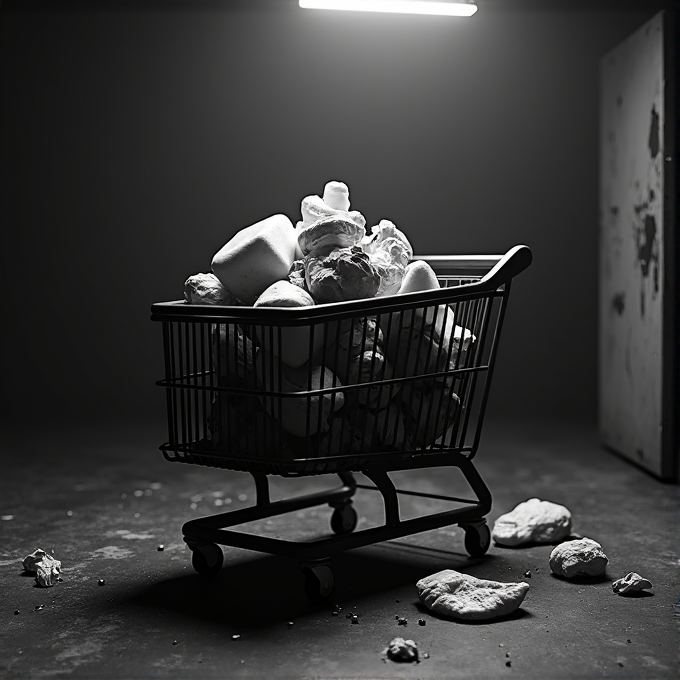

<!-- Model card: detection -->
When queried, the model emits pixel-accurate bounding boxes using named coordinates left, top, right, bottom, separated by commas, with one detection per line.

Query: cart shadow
left=124, top=543, right=498, bottom=629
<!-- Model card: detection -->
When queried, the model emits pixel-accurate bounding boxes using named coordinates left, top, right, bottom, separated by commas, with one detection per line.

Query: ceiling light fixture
left=299, top=0, right=478, bottom=17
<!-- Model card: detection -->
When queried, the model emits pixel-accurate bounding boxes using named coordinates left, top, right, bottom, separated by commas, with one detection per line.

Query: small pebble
left=422, top=653, right=430, bottom=659
left=506, top=652, right=510, bottom=658
left=396, top=600, right=400, bottom=603
left=418, top=619, right=426, bottom=626
left=287, top=621, right=294, bottom=628
left=172, top=640, right=178, bottom=646
left=331, top=611, right=338, bottom=617
left=14, top=610, right=20, bottom=615
left=499, top=644, right=504, bottom=647
left=66, top=510, right=73, bottom=517
left=351, top=616, right=359, bottom=624
left=524, top=571, right=532, bottom=578
left=134, top=490, right=144, bottom=497
left=398, top=617, right=407, bottom=626
left=232, top=635, right=241, bottom=640
left=618, top=662, right=624, bottom=667
left=98, top=579, right=105, bottom=586
left=35, top=605, right=44, bottom=611
left=157, top=545, right=164, bottom=551
left=627, top=639, right=632, bottom=644
left=506, top=660, right=512, bottom=667
left=238, top=494, right=247, bottom=502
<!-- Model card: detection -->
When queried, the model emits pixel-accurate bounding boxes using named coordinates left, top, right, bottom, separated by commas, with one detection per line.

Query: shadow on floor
left=121, top=541, right=504, bottom=630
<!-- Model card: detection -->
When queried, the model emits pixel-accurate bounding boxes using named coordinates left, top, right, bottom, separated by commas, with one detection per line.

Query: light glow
left=299, top=0, right=477, bottom=17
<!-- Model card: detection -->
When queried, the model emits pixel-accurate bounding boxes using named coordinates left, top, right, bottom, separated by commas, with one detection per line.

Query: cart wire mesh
left=151, top=251, right=527, bottom=477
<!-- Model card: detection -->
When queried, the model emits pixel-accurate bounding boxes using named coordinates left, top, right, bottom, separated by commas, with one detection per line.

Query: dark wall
left=1, top=1, right=658, bottom=431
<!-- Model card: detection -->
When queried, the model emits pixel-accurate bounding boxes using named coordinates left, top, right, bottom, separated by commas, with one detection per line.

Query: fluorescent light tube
left=299, top=1, right=478, bottom=17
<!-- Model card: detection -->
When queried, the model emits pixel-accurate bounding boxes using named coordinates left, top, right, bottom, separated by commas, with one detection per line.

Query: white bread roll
left=211, top=214, right=298, bottom=305
left=254, top=280, right=322, bottom=368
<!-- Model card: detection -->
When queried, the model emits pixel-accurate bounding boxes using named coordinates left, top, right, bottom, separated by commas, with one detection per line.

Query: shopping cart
left=151, top=245, right=531, bottom=600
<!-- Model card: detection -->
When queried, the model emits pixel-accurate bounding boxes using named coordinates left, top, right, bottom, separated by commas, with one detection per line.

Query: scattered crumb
left=385, top=637, right=419, bottom=663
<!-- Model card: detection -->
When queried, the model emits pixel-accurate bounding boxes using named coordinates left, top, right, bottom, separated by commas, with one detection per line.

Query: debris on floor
left=492, top=498, right=572, bottom=546
left=385, top=637, right=419, bottom=662
left=22, top=549, right=62, bottom=588
left=612, top=572, right=652, bottom=595
left=549, top=538, right=608, bottom=578
left=416, top=569, right=529, bottom=620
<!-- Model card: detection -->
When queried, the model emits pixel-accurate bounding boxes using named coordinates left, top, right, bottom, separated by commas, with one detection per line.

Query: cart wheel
left=462, top=521, right=491, bottom=558
left=190, top=543, right=224, bottom=577
left=301, top=564, right=334, bottom=602
left=330, top=503, right=358, bottom=535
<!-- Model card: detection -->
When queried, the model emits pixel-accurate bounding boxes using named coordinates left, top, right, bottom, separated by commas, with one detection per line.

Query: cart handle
left=421, top=245, right=532, bottom=288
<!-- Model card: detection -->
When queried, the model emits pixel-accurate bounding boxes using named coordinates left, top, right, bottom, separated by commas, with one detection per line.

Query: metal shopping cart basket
left=150, top=245, right=532, bottom=600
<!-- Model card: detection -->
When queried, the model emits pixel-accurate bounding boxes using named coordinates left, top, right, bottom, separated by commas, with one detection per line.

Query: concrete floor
left=1, top=419, right=678, bottom=679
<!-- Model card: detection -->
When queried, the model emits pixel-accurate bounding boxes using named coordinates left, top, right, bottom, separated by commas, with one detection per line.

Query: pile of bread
left=183, top=181, right=475, bottom=458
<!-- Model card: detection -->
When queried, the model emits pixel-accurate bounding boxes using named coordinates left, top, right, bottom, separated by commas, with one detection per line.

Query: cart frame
left=150, top=245, right=532, bottom=598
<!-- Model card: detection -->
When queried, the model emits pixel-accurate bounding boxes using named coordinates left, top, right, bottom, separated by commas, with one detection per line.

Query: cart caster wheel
left=462, top=521, right=491, bottom=558
left=301, top=564, right=334, bottom=602
left=190, top=543, right=224, bottom=577
left=330, top=503, right=358, bottom=535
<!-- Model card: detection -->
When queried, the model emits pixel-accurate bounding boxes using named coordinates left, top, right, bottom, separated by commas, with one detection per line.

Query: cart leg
left=363, top=469, right=400, bottom=528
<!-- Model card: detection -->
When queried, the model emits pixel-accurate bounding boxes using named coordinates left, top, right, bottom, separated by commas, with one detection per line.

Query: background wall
left=1, top=0, right=662, bottom=433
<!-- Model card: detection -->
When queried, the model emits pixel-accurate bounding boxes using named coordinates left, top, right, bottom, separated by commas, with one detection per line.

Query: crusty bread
left=297, top=215, right=365, bottom=258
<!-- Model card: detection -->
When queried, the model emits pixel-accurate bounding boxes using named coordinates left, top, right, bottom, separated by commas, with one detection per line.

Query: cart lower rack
left=151, top=245, right=532, bottom=599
